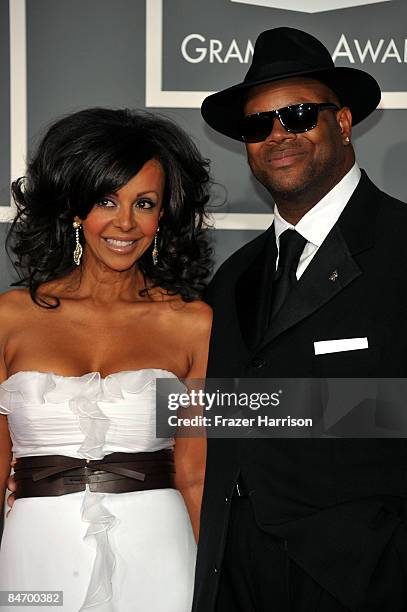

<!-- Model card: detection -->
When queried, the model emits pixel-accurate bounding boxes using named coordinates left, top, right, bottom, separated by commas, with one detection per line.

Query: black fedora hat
left=201, top=27, right=381, bottom=141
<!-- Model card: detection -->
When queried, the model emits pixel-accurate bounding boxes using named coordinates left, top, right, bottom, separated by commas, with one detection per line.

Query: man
left=193, top=27, right=407, bottom=612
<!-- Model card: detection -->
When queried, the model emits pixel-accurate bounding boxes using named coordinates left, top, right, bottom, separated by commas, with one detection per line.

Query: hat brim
left=201, top=67, right=381, bottom=141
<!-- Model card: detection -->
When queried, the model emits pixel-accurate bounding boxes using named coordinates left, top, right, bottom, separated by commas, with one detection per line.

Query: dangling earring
left=73, top=220, right=83, bottom=266
left=152, top=228, right=159, bottom=266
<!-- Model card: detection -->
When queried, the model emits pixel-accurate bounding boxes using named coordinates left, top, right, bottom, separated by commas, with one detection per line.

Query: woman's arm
left=0, top=293, right=15, bottom=512
left=174, top=302, right=212, bottom=542
left=174, top=436, right=207, bottom=542
left=0, top=308, right=12, bottom=511
left=0, top=416, right=12, bottom=511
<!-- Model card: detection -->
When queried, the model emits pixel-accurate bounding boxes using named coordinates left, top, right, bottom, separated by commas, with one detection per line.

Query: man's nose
left=264, top=117, right=296, bottom=144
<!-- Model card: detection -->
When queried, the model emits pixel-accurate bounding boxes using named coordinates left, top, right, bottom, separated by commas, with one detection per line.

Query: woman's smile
left=103, top=237, right=139, bottom=254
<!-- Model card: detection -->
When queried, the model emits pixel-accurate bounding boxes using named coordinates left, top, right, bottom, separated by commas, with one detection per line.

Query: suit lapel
left=257, top=225, right=361, bottom=348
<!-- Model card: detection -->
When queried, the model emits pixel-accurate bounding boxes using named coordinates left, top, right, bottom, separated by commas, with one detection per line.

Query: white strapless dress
left=0, top=370, right=196, bottom=612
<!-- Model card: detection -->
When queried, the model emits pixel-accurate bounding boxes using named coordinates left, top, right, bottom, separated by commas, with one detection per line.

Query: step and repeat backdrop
left=0, top=0, right=406, bottom=291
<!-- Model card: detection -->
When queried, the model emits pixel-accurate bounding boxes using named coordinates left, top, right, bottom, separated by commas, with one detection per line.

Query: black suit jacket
left=193, top=172, right=407, bottom=611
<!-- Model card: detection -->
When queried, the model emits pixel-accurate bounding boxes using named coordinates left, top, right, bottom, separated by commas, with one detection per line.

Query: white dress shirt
left=273, top=163, right=361, bottom=279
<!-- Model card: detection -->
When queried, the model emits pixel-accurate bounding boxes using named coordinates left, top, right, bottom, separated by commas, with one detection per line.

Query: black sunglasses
left=239, top=103, right=340, bottom=143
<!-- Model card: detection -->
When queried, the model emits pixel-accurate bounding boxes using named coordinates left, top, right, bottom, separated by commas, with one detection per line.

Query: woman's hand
left=6, top=458, right=16, bottom=515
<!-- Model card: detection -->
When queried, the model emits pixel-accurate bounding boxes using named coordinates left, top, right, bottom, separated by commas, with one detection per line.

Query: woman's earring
left=73, top=220, right=83, bottom=266
left=152, top=229, right=159, bottom=266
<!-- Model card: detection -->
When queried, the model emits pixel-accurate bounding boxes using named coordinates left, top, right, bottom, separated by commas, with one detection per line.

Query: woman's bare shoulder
left=0, top=290, right=34, bottom=367
left=182, top=299, right=212, bottom=319
left=0, top=289, right=34, bottom=324
left=0, top=288, right=32, bottom=308
left=175, top=299, right=213, bottom=336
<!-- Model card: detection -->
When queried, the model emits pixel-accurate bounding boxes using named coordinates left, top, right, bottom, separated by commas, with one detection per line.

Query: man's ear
left=337, top=107, right=353, bottom=145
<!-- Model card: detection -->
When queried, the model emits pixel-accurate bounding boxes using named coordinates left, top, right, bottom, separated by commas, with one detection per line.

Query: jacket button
left=214, top=567, right=219, bottom=574
left=225, top=497, right=229, bottom=503
left=251, top=358, right=265, bottom=368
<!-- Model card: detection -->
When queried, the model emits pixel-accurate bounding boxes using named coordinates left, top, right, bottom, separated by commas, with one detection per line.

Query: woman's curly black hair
left=7, top=107, right=213, bottom=307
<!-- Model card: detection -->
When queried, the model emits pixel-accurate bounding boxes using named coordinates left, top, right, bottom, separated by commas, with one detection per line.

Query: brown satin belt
left=13, top=450, right=175, bottom=498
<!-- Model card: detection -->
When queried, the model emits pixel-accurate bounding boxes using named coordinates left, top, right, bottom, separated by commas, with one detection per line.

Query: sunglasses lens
left=240, top=104, right=331, bottom=142
left=240, top=115, right=275, bottom=143
left=279, top=104, right=318, bottom=133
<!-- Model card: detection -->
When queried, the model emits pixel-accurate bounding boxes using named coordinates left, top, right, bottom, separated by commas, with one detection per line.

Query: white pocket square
left=314, top=337, right=368, bottom=355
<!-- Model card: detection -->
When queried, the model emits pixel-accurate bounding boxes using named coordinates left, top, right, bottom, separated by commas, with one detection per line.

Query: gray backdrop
left=0, top=0, right=406, bottom=291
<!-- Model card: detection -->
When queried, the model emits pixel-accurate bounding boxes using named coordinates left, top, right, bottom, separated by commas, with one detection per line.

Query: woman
left=0, top=108, right=212, bottom=611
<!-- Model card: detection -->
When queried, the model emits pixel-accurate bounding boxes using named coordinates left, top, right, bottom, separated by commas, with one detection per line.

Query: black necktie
left=270, top=229, right=307, bottom=321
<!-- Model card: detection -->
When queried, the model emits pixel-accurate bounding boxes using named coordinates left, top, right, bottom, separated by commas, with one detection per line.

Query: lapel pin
left=329, top=270, right=339, bottom=282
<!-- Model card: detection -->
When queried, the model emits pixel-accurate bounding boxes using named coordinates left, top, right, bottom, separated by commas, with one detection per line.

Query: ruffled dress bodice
left=0, top=370, right=192, bottom=612
left=0, top=369, right=177, bottom=459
